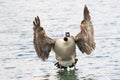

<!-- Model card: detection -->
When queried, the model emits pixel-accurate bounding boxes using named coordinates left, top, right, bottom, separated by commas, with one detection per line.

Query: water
left=0, top=0, right=120, bottom=80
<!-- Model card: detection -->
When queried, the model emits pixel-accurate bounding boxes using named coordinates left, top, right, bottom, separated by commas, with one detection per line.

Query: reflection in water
left=57, top=70, right=79, bottom=80
left=57, top=70, right=96, bottom=80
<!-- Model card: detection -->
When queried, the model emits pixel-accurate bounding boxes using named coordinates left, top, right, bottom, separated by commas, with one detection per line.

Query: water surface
left=0, top=0, right=120, bottom=80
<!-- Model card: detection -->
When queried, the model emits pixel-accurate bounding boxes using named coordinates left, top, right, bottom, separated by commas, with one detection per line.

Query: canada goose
left=33, top=5, right=96, bottom=69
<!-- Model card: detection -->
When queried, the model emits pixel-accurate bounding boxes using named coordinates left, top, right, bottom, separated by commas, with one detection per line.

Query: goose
left=33, top=5, right=96, bottom=69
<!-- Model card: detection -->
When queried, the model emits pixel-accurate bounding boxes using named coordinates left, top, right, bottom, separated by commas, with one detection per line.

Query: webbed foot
left=69, top=58, right=78, bottom=68
left=55, top=58, right=78, bottom=69
left=55, top=62, right=67, bottom=69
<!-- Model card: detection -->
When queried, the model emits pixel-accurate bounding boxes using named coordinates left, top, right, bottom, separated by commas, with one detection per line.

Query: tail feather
left=84, top=5, right=91, bottom=20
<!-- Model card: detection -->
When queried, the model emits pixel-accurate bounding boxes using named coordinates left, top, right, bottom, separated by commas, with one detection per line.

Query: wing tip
left=33, top=16, right=41, bottom=29
left=84, top=5, right=90, bottom=20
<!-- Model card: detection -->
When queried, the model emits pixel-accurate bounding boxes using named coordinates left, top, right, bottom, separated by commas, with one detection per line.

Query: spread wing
left=33, top=16, right=54, bottom=61
left=75, top=5, right=96, bottom=55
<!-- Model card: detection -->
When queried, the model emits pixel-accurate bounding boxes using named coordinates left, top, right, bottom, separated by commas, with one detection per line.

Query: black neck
left=64, top=37, right=68, bottom=41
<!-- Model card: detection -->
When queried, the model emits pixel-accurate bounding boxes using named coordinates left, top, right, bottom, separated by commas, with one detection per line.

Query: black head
left=65, top=32, right=70, bottom=37
left=63, top=32, right=70, bottom=42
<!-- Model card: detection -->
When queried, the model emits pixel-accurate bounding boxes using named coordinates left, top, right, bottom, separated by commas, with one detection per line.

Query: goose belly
left=59, top=60, right=73, bottom=67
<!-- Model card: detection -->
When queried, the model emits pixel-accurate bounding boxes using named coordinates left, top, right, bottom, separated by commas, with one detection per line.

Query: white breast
left=54, top=37, right=75, bottom=54
left=53, top=37, right=76, bottom=67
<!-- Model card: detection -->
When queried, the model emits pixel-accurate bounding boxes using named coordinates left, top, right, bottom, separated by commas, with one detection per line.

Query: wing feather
left=75, top=5, right=96, bottom=55
left=33, top=16, right=54, bottom=61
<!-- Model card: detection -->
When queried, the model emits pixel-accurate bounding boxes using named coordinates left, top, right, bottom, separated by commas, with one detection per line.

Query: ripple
left=4, top=66, right=16, bottom=69
left=0, top=0, right=120, bottom=80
